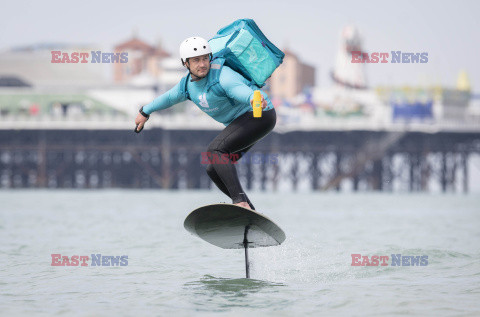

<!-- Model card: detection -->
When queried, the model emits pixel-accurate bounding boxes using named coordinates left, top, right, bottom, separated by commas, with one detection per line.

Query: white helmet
left=179, top=36, right=212, bottom=64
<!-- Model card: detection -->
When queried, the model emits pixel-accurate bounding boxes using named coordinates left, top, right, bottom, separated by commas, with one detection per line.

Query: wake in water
left=182, top=275, right=286, bottom=311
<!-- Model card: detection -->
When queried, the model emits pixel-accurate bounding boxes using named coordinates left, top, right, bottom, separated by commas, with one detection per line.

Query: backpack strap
left=206, top=57, right=235, bottom=107
left=179, top=60, right=238, bottom=107
left=179, top=73, right=191, bottom=100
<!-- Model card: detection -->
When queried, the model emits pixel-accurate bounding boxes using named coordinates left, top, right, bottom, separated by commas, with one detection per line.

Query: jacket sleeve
left=218, top=66, right=256, bottom=105
left=142, top=80, right=187, bottom=115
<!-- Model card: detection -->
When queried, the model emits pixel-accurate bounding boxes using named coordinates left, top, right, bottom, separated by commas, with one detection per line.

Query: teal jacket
left=142, top=61, right=274, bottom=126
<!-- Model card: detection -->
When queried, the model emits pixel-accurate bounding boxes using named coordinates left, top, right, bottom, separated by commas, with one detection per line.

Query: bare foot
left=234, top=202, right=252, bottom=210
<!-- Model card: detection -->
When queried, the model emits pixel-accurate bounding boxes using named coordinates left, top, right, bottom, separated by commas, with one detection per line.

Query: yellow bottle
left=252, top=90, right=263, bottom=118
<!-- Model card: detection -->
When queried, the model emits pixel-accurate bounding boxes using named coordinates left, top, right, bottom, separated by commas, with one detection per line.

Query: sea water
left=1, top=190, right=479, bottom=316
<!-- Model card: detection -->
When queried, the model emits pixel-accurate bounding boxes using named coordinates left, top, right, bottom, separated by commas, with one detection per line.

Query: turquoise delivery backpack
left=209, top=18, right=285, bottom=88
left=179, top=19, right=284, bottom=102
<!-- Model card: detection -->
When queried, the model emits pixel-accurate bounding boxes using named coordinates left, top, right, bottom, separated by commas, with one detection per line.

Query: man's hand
left=134, top=112, right=148, bottom=133
left=250, top=95, right=268, bottom=109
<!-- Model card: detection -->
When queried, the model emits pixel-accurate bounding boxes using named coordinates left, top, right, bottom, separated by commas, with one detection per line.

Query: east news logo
left=351, top=51, right=428, bottom=63
left=51, top=51, right=128, bottom=63
left=351, top=254, right=428, bottom=266
left=51, top=254, right=128, bottom=266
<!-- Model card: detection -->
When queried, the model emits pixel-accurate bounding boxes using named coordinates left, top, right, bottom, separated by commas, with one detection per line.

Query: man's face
left=186, top=54, right=210, bottom=78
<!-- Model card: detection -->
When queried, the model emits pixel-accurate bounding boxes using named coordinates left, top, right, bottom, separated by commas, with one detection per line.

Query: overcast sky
left=1, top=0, right=479, bottom=89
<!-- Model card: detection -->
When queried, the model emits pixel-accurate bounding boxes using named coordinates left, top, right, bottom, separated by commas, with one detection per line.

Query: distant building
left=113, top=36, right=170, bottom=84
left=439, top=72, right=471, bottom=121
left=331, top=25, right=367, bottom=89
left=157, top=57, right=187, bottom=90
left=0, top=44, right=109, bottom=89
left=456, top=70, right=471, bottom=92
left=268, top=49, right=315, bottom=101
left=376, top=71, right=473, bottom=123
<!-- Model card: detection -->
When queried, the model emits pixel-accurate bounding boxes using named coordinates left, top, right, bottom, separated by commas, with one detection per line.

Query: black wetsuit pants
left=205, top=108, right=277, bottom=210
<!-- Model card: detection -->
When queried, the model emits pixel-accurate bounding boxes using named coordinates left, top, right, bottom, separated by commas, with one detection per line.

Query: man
left=134, top=36, right=276, bottom=210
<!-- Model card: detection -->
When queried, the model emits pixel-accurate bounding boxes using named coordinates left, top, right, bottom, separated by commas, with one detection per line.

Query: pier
left=1, top=124, right=478, bottom=192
